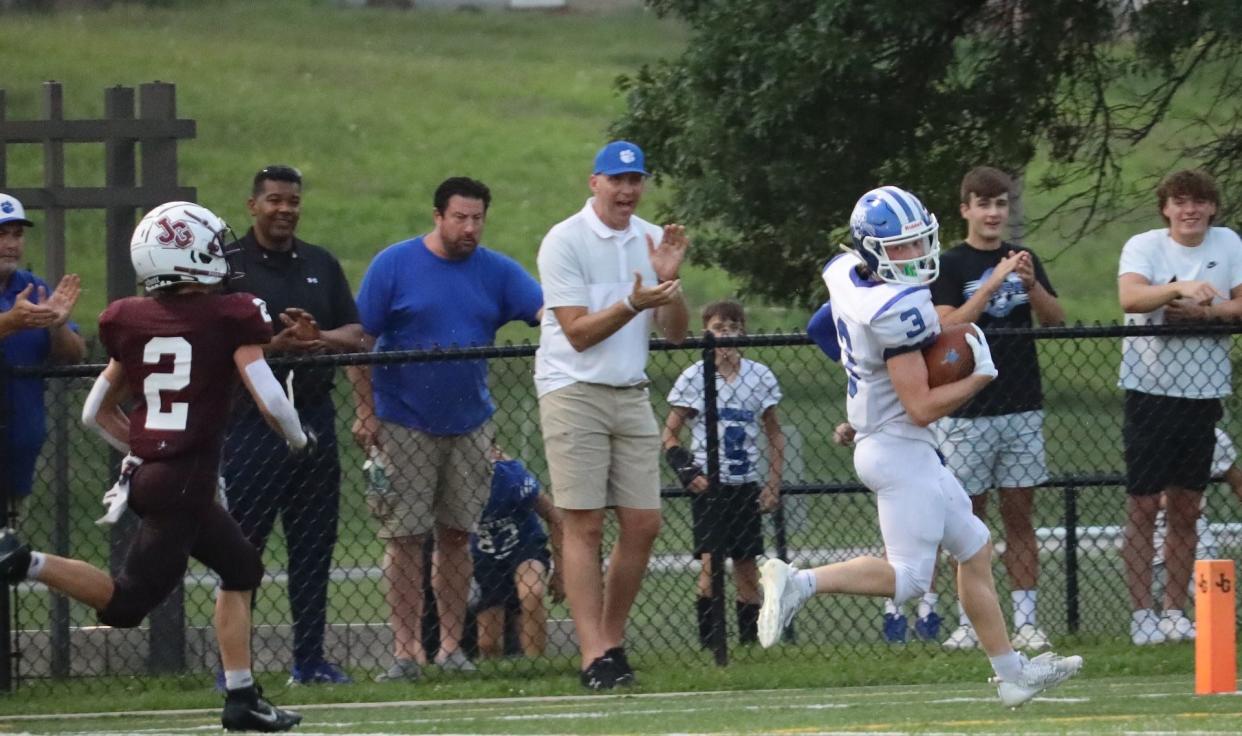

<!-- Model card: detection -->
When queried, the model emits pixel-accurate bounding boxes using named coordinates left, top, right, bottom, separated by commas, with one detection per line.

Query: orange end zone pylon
left=1195, top=559, right=1236, bottom=695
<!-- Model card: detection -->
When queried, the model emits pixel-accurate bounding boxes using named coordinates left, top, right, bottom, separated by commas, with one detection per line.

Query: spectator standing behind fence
left=351, top=177, right=543, bottom=681
left=930, top=167, right=1065, bottom=653
left=222, top=166, right=363, bottom=686
left=471, top=447, right=563, bottom=658
left=1117, top=168, right=1242, bottom=646
left=535, top=141, right=689, bottom=690
left=663, top=299, right=783, bottom=649
left=0, top=193, right=86, bottom=508
left=758, top=186, right=1082, bottom=709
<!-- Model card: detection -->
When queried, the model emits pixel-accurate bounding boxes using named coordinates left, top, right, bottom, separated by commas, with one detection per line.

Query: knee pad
left=890, top=560, right=931, bottom=606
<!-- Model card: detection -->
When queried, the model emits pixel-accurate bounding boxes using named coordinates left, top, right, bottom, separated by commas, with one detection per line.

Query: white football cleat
left=1011, top=624, right=1052, bottom=652
left=1158, top=610, right=1196, bottom=642
left=757, top=558, right=806, bottom=648
left=995, top=651, right=1083, bottom=708
left=1131, top=609, right=1167, bottom=645
left=943, top=623, right=980, bottom=650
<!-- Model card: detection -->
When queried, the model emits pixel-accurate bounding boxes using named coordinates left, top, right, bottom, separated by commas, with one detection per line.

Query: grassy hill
left=0, top=0, right=1221, bottom=336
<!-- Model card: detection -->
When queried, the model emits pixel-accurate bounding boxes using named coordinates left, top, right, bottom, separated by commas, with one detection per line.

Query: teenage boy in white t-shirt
left=664, top=300, right=784, bottom=648
left=1117, top=168, right=1242, bottom=645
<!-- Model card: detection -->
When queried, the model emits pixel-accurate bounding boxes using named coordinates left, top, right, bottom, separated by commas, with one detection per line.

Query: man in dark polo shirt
left=223, top=165, right=364, bottom=686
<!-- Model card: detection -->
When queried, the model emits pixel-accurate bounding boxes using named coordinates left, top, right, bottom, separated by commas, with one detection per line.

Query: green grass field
left=0, top=673, right=1239, bottom=734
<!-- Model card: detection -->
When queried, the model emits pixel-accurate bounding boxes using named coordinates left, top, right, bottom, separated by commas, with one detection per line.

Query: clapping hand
left=5, top=275, right=80, bottom=330
left=628, top=271, right=683, bottom=311
left=272, top=307, right=326, bottom=352
left=1012, top=251, right=1035, bottom=289
left=646, top=224, right=689, bottom=283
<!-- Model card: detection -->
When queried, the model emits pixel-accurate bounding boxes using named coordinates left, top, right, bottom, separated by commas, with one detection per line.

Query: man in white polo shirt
left=536, top=140, right=689, bottom=690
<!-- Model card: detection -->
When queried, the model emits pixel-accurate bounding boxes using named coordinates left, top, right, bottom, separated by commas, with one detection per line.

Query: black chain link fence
left=2, top=323, right=1240, bottom=692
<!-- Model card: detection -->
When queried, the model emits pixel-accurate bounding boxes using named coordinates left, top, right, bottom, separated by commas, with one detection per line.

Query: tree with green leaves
left=615, top=0, right=1242, bottom=306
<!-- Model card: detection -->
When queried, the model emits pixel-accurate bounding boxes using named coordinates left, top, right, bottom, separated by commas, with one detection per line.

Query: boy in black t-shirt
left=930, top=166, right=1065, bottom=653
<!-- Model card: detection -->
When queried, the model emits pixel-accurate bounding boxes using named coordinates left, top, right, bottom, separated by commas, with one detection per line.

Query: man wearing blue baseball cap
left=534, top=141, right=690, bottom=690
left=0, top=192, right=85, bottom=506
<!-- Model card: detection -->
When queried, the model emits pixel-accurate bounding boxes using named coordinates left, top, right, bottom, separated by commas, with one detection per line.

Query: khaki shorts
left=371, top=420, right=495, bottom=539
left=539, top=382, right=661, bottom=510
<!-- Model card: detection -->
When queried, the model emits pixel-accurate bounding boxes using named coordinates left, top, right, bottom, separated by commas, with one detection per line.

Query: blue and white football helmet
left=848, top=186, right=940, bottom=285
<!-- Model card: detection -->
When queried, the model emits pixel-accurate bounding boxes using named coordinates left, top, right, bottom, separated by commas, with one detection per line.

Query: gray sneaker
left=374, top=658, right=422, bottom=683
left=437, top=649, right=478, bottom=673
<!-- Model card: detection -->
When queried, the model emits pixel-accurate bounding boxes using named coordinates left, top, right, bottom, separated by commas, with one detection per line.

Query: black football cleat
left=222, top=685, right=302, bottom=732
left=0, top=528, right=31, bottom=585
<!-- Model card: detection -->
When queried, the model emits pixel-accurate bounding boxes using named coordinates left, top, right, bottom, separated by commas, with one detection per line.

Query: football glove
left=96, top=454, right=143, bottom=526
left=965, top=325, right=998, bottom=379
left=664, top=445, right=705, bottom=489
left=288, top=425, right=318, bottom=455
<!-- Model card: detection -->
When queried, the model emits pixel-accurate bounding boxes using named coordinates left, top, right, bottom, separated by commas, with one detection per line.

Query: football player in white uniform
left=758, top=186, right=1082, bottom=708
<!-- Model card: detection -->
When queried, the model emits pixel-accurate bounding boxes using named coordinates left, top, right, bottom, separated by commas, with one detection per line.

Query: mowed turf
left=0, top=675, right=1239, bottom=735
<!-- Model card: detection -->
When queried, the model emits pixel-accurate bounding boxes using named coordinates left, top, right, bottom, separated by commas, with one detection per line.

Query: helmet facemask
left=860, top=218, right=940, bottom=286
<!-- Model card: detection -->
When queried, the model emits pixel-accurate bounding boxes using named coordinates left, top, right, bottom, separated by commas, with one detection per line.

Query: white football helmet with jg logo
left=130, top=201, right=234, bottom=291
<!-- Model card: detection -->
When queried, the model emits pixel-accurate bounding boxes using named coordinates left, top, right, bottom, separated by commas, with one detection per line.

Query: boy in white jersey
left=758, top=186, right=1082, bottom=708
left=665, top=299, right=784, bottom=647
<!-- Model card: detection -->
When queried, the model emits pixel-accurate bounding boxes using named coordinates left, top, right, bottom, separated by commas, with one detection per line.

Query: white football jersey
left=823, top=253, right=939, bottom=446
left=667, top=358, right=783, bottom=484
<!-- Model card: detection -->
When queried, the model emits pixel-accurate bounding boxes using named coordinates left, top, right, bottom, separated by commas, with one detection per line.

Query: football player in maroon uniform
left=0, top=202, right=305, bottom=732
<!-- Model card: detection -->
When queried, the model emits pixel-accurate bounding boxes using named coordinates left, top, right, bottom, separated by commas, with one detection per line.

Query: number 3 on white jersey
left=143, top=336, right=191, bottom=431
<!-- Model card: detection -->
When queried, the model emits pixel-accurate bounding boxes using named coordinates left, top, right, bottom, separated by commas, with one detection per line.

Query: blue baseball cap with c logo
left=593, top=141, right=648, bottom=176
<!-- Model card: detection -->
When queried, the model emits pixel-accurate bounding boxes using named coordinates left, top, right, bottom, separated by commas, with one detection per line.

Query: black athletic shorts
left=1123, top=390, right=1222, bottom=496
left=691, top=482, right=764, bottom=559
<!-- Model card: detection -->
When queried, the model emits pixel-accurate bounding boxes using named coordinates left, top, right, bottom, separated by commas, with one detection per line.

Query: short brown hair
left=1156, top=169, right=1219, bottom=224
left=701, top=299, right=746, bottom=328
left=960, top=166, right=1012, bottom=204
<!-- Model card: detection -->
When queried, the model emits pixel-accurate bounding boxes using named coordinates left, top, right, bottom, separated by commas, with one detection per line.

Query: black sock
left=737, top=601, right=760, bottom=644
left=695, top=597, right=713, bottom=648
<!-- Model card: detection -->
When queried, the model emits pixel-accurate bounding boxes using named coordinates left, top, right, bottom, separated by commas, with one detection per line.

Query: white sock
left=958, top=600, right=971, bottom=628
left=1011, top=589, right=1037, bottom=629
left=224, top=669, right=254, bottom=691
left=1132, top=608, right=1155, bottom=625
left=27, top=552, right=47, bottom=581
left=918, top=593, right=939, bottom=620
left=989, top=651, right=1023, bottom=683
left=884, top=598, right=900, bottom=616
left=793, top=570, right=816, bottom=600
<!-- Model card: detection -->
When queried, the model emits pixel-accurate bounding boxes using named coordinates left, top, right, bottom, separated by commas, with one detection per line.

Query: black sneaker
left=579, top=655, right=618, bottom=691
left=0, top=529, right=31, bottom=585
left=604, top=646, right=636, bottom=686
left=222, top=685, right=303, bottom=732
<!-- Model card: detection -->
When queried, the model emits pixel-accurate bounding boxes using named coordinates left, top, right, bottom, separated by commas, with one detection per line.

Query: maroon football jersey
left=99, top=291, right=273, bottom=461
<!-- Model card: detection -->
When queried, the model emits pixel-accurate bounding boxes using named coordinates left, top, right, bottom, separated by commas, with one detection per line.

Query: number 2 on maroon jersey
left=143, top=337, right=191, bottom=430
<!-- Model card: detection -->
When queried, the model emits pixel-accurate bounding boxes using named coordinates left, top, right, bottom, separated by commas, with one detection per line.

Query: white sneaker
left=1158, top=610, right=1196, bottom=642
left=757, top=559, right=806, bottom=648
left=943, top=623, right=980, bottom=650
left=1011, top=624, right=1052, bottom=651
left=995, top=651, right=1084, bottom=708
left=1131, top=609, right=1166, bottom=645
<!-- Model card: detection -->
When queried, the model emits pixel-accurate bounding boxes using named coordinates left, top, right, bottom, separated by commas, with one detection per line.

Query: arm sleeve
left=1029, top=249, right=1058, bottom=296
left=757, top=364, right=783, bottom=410
left=356, top=250, right=395, bottom=337
left=537, top=231, right=588, bottom=309
left=873, top=291, right=938, bottom=360
left=501, top=256, right=544, bottom=326
left=243, top=359, right=307, bottom=447
left=326, top=257, right=361, bottom=330
left=805, top=302, right=841, bottom=362
left=1118, top=235, right=1154, bottom=279
left=666, top=365, right=703, bottom=411
left=230, top=294, right=276, bottom=347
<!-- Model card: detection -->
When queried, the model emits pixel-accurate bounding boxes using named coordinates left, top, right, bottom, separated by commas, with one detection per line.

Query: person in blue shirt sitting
left=472, top=448, right=562, bottom=658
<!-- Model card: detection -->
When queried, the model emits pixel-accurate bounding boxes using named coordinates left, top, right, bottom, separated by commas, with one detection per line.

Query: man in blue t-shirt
left=0, top=193, right=86, bottom=506
left=352, top=177, right=543, bottom=681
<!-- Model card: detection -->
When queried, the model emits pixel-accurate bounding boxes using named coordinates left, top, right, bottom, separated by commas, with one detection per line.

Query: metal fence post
left=701, top=331, right=728, bottom=666
left=1063, top=485, right=1080, bottom=634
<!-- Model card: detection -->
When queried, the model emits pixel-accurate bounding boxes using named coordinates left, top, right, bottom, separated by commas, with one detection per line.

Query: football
left=923, top=323, right=978, bottom=388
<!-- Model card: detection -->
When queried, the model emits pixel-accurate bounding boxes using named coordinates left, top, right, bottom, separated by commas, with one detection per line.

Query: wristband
left=664, top=445, right=704, bottom=489
left=623, top=295, right=640, bottom=314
